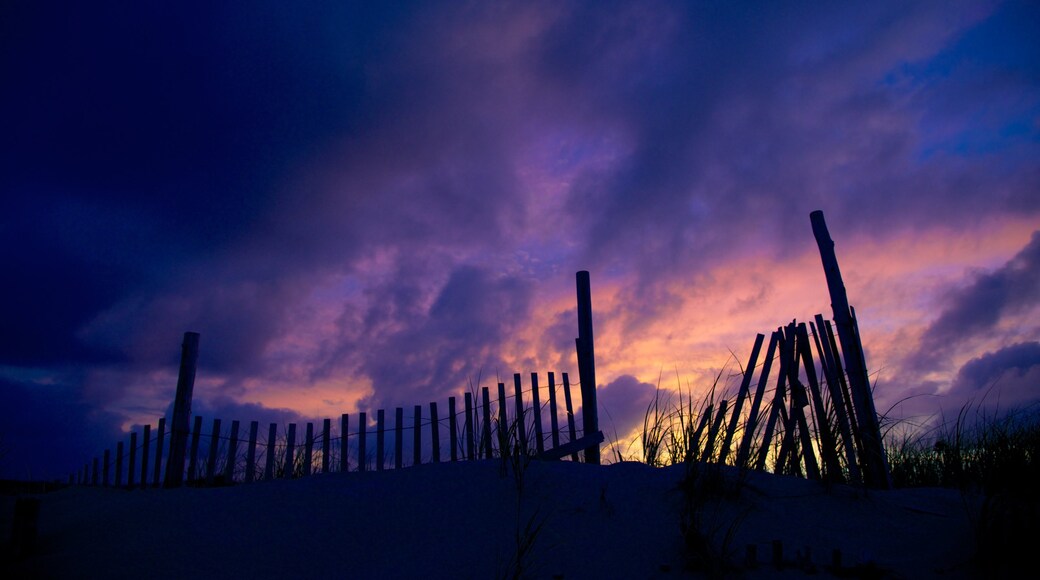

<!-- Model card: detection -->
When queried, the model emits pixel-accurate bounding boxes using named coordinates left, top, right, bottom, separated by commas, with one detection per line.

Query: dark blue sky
left=2, top=1, right=1038, bottom=479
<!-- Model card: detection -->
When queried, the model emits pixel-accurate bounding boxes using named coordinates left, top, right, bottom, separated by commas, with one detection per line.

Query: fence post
left=449, top=396, right=458, bottom=462
left=115, top=441, right=124, bottom=487
left=265, top=423, right=277, bottom=481
left=547, top=372, right=560, bottom=450
left=225, top=420, right=240, bottom=482
left=497, top=382, right=508, bottom=457
left=412, top=406, right=421, bottom=466
left=562, top=373, right=580, bottom=462
left=304, top=422, right=314, bottom=477
left=246, top=421, right=259, bottom=483
left=284, top=423, right=296, bottom=479
left=810, top=210, right=889, bottom=488
left=737, top=332, right=779, bottom=469
left=188, top=416, right=202, bottom=483
left=721, top=334, right=764, bottom=465
left=797, top=323, right=843, bottom=482
left=812, top=316, right=861, bottom=486
left=206, top=419, right=220, bottom=486
left=531, top=373, right=544, bottom=455
left=464, top=393, right=475, bottom=460
left=153, top=417, right=166, bottom=487
left=701, top=399, right=729, bottom=463
left=128, top=432, right=138, bottom=488
left=430, top=402, right=441, bottom=463
left=395, top=408, right=404, bottom=469
left=165, top=331, right=199, bottom=488
left=340, top=415, right=349, bottom=473
left=322, top=418, right=331, bottom=474
left=481, top=387, right=493, bottom=459
left=377, top=410, right=385, bottom=471
left=512, top=374, right=527, bottom=454
left=575, top=271, right=600, bottom=464
left=141, top=424, right=151, bottom=488
left=357, top=414, right=366, bottom=473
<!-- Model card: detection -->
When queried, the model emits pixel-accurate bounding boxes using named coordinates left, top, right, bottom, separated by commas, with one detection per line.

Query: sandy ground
left=2, top=460, right=976, bottom=579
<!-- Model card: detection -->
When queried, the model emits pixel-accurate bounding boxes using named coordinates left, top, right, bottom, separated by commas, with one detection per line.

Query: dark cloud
left=597, top=374, right=658, bottom=442
left=947, top=342, right=1040, bottom=409
left=916, top=231, right=1040, bottom=367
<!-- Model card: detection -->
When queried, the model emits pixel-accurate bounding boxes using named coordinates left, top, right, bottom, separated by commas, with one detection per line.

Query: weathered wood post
left=165, top=331, right=199, bottom=488
left=562, top=373, right=580, bottom=462
left=321, top=418, right=331, bottom=474
left=481, top=387, right=493, bottom=459
left=810, top=210, right=890, bottom=488
left=575, top=271, right=600, bottom=464
left=395, top=408, right=404, bottom=469
left=245, top=421, right=259, bottom=483
left=721, top=334, right=765, bottom=464
left=225, top=420, right=240, bottom=482
left=464, top=393, right=475, bottom=460
left=357, top=413, right=367, bottom=472
left=512, top=374, right=527, bottom=454
left=284, top=423, right=296, bottom=479
left=153, top=417, right=166, bottom=487
left=531, top=373, right=544, bottom=455
left=547, top=372, right=561, bottom=450
left=496, top=382, right=509, bottom=457
left=188, top=416, right=202, bottom=483
left=126, top=434, right=137, bottom=488
left=304, top=422, right=314, bottom=476
left=140, top=424, right=151, bottom=488
left=449, top=396, right=459, bottom=462
left=340, top=415, right=349, bottom=473
left=265, top=423, right=277, bottom=480
left=736, top=331, right=779, bottom=468
left=205, top=419, right=219, bottom=485
left=377, top=410, right=386, bottom=471
left=812, top=317, right=861, bottom=486
left=412, top=406, right=422, bottom=466
left=430, top=402, right=441, bottom=463
left=115, top=441, right=124, bottom=487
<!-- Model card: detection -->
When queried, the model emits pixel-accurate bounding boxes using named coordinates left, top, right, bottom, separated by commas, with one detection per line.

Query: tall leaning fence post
left=575, top=270, right=600, bottom=465
left=810, top=210, right=890, bottom=489
left=165, top=331, right=200, bottom=488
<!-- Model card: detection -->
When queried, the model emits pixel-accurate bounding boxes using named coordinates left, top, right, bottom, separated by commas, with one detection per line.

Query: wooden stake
left=512, top=374, right=527, bottom=454
left=377, top=410, right=385, bottom=471
left=810, top=210, right=889, bottom=488
left=497, top=382, right=508, bottom=457
left=357, top=413, right=366, bottom=472
left=481, top=387, right=493, bottom=459
left=322, top=418, right=331, bottom=474
left=205, top=420, right=219, bottom=485
left=575, top=271, right=600, bottom=464
left=128, top=433, right=138, bottom=487
left=562, top=373, right=579, bottom=462
left=225, top=420, right=240, bottom=482
left=449, top=397, right=458, bottom=462
left=246, top=421, right=259, bottom=483
left=721, top=334, right=765, bottom=464
left=464, top=393, right=475, bottom=461
left=347, top=413, right=355, bottom=473
left=412, top=406, right=421, bottom=466
left=187, top=416, right=202, bottom=483
left=303, top=422, right=314, bottom=477
left=165, top=331, right=199, bottom=488
left=141, top=424, right=151, bottom=488
left=284, top=422, right=296, bottom=479
left=797, top=323, right=843, bottom=482
left=430, top=402, right=440, bottom=463
left=531, top=373, right=544, bottom=455
left=153, top=417, right=166, bottom=487
left=737, top=331, right=779, bottom=468
left=395, top=408, right=403, bottom=470
left=265, top=423, right=277, bottom=481
left=547, top=372, right=561, bottom=450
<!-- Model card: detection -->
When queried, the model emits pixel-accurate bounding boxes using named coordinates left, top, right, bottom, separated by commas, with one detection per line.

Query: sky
left=2, top=0, right=1038, bottom=480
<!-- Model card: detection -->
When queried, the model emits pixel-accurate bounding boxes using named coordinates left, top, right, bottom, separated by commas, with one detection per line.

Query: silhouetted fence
left=70, top=371, right=603, bottom=488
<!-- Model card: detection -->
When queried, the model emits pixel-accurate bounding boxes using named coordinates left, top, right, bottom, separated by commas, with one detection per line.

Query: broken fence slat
left=538, top=432, right=605, bottom=462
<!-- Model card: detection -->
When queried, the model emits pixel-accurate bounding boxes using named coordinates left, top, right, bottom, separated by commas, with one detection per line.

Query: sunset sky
left=2, top=1, right=1038, bottom=480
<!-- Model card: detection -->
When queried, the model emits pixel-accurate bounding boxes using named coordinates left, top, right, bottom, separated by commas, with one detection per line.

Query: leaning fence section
left=70, top=371, right=601, bottom=488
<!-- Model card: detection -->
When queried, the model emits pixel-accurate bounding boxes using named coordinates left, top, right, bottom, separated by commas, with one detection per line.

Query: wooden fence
left=69, top=371, right=603, bottom=488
